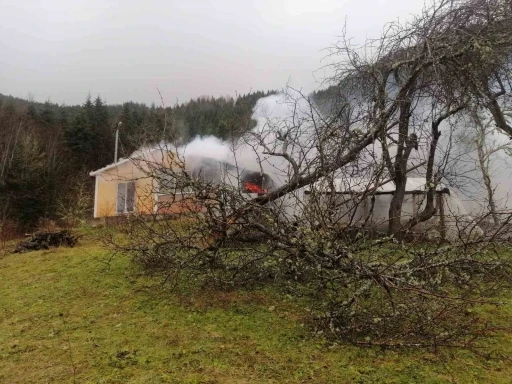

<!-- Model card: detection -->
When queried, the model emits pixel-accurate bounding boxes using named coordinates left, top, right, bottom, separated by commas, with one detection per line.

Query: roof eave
left=89, top=158, right=132, bottom=177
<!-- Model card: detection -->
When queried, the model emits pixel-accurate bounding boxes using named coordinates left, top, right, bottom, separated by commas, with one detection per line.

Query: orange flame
left=243, top=181, right=267, bottom=194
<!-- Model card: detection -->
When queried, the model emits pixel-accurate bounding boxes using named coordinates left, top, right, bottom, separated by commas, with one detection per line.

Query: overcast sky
left=0, top=0, right=424, bottom=106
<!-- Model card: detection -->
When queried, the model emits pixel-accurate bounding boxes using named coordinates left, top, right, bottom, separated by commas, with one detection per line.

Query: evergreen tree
left=40, top=100, right=56, bottom=126
left=1, top=134, right=48, bottom=228
left=66, top=110, right=95, bottom=166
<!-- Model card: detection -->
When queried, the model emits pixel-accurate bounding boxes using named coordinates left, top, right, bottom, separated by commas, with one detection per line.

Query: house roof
left=89, top=144, right=175, bottom=177
left=306, top=177, right=447, bottom=194
left=89, top=157, right=133, bottom=176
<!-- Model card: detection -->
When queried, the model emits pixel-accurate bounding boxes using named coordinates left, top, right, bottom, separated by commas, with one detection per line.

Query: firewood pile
left=13, top=230, right=79, bottom=253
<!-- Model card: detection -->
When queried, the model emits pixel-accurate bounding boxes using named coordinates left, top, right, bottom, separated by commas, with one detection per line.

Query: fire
left=243, top=181, right=267, bottom=194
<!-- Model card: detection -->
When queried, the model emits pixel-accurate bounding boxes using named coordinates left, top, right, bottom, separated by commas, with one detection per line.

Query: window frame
left=116, top=181, right=136, bottom=215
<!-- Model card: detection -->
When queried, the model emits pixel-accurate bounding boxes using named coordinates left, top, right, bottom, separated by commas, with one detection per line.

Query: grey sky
left=0, top=0, right=424, bottom=106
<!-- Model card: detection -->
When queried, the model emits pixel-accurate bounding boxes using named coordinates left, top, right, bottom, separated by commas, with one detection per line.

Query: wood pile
left=13, top=230, right=79, bottom=253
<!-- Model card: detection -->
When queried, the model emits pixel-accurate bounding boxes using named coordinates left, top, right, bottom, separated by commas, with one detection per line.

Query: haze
left=0, top=0, right=424, bottom=105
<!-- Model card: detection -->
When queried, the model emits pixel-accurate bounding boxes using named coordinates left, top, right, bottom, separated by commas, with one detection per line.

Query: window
left=117, top=181, right=135, bottom=214
left=157, top=170, right=193, bottom=195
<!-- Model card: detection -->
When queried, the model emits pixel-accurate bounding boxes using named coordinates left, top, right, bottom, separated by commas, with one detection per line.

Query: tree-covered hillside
left=0, top=90, right=276, bottom=232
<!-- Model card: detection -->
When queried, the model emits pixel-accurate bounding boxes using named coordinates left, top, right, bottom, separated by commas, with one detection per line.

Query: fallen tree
left=107, top=0, right=512, bottom=347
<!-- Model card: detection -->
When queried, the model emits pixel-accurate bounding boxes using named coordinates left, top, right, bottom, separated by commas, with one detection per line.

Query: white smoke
left=178, top=136, right=232, bottom=161
left=177, top=91, right=318, bottom=187
left=119, top=89, right=512, bottom=217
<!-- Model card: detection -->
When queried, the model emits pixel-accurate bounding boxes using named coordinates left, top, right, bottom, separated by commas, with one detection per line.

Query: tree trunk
left=473, top=110, right=500, bottom=228
left=386, top=94, right=415, bottom=237
left=388, top=177, right=407, bottom=236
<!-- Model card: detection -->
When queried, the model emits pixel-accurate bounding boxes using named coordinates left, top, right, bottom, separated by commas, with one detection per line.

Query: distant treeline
left=0, top=90, right=276, bottom=231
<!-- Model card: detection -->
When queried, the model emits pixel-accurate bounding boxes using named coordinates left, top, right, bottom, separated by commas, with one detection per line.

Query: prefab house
left=90, top=148, right=186, bottom=218
left=89, top=150, right=273, bottom=219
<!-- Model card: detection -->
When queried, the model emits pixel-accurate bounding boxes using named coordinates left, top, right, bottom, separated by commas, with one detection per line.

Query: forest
left=0, top=90, right=276, bottom=234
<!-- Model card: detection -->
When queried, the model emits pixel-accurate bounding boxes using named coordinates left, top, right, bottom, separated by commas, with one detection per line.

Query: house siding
left=92, top=150, right=200, bottom=218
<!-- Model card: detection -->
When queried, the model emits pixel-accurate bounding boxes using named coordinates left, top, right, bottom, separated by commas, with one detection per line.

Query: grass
left=0, top=234, right=511, bottom=383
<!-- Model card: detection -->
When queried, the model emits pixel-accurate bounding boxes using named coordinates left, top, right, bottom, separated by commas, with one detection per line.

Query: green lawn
left=0, top=236, right=511, bottom=383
